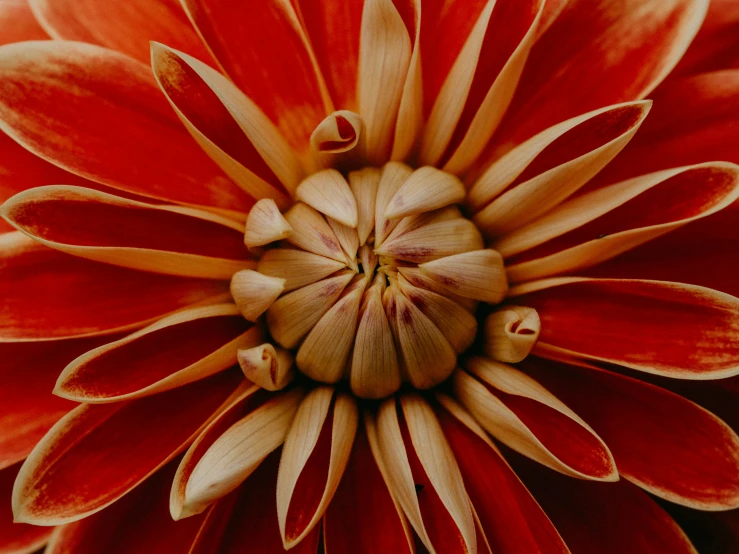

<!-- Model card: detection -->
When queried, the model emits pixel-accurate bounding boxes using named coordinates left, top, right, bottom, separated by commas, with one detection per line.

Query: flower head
left=1, top=0, right=739, bottom=553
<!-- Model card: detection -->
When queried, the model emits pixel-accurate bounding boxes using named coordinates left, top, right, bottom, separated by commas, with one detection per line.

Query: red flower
left=1, top=0, right=739, bottom=552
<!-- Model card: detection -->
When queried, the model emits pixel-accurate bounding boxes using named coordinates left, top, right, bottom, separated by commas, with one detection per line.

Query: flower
left=1, top=0, right=739, bottom=552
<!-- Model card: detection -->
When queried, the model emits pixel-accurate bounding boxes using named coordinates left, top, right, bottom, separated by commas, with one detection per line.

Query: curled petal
left=310, top=111, right=366, bottom=169
left=13, top=371, right=243, bottom=525
left=0, top=41, right=251, bottom=213
left=484, top=306, right=541, bottom=363
left=522, top=358, right=739, bottom=510
left=516, top=278, right=739, bottom=379
left=456, top=359, right=617, bottom=481
left=500, top=163, right=739, bottom=282
left=29, top=0, right=211, bottom=63
left=238, top=344, right=294, bottom=391
left=470, top=101, right=650, bottom=236
left=54, top=304, right=259, bottom=403
left=277, top=387, right=358, bottom=549
left=1, top=186, right=252, bottom=279
left=376, top=395, right=476, bottom=554
left=0, top=232, right=231, bottom=341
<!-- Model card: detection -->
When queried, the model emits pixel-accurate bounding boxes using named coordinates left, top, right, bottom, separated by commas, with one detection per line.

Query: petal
left=672, top=0, right=739, bottom=76
left=188, top=452, right=320, bottom=554
left=514, top=278, right=739, bottom=379
left=2, top=186, right=251, bottom=279
left=590, top=70, right=739, bottom=187
left=581, top=198, right=739, bottom=297
left=662, top=501, right=739, bottom=554
left=150, top=43, right=300, bottom=200
left=469, top=101, right=650, bottom=236
left=324, top=425, right=413, bottom=554
left=435, top=396, right=569, bottom=554
left=55, top=305, right=260, bottom=403
left=522, top=358, right=739, bottom=510
left=0, top=338, right=107, bottom=470
left=297, top=0, right=363, bottom=110
left=0, top=0, right=48, bottom=45
left=479, top=0, right=708, bottom=156
left=0, top=463, right=53, bottom=554
left=0, top=40, right=251, bottom=214
left=501, top=163, right=739, bottom=282
left=28, top=0, right=211, bottom=64
left=12, top=370, right=243, bottom=525
left=45, top=460, right=205, bottom=554
left=511, top=452, right=698, bottom=554
left=277, top=387, right=358, bottom=549
left=376, top=395, right=476, bottom=554
left=455, top=360, right=617, bottom=481
left=0, top=232, right=231, bottom=341
left=180, top=0, right=330, bottom=151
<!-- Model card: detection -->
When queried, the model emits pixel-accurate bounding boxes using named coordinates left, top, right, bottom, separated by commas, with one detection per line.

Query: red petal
left=672, top=0, right=739, bottom=77
left=45, top=460, right=205, bottom=554
left=2, top=186, right=251, bottom=279
left=0, top=338, right=110, bottom=470
left=12, top=370, right=243, bottom=525
left=0, top=463, right=53, bottom=554
left=189, top=452, right=319, bottom=554
left=0, top=0, right=48, bottom=45
left=582, top=200, right=739, bottom=297
left=55, top=306, right=255, bottom=403
left=0, top=40, right=251, bottom=214
left=0, top=232, right=231, bottom=340
left=180, top=0, right=329, bottom=151
left=589, top=70, right=739, bottom=188
left=324, top=427, right=412, bottom=554
left=521, top=358, right=739, bottom=510
left=437, top=405, right=568, bottom=554
left=482, top=0, right=707, bottom=154
left=28, top=0, right=211, bottom=64
left=511, top=452, right=697, bottom=554
left=517, top=278, right=739, bottom=379
left=662, top=501, right=739, bottom=554
left=297, top=0, right=363, bottom=110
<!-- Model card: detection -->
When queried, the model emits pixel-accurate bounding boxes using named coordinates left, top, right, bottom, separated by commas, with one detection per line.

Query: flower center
left=231, top=163, right=509, bottom=399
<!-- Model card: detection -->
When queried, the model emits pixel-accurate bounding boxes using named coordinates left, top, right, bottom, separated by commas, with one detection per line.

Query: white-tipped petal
left=296, top=169, right=358, bottom=228
left=385, top=166, right=466, bottom=219
left=244, top=199, right=292, bottom=249
left=267, top=272, right=354, bottom=348
left=230, top=270, right=285, bottom=321
left=238, top=343, right=295, bottom=391
left=484, top=306, right=540, bottom=363
left=419, top=249, right=508, bottom=303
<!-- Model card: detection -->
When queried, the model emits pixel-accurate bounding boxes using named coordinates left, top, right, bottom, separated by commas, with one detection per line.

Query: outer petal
left=514, top=278, right=739, bottom=379
left=1, top=186, right=251, bottom=279
left=324, top=425, right=413, bottom=554
left=590, top=70, right=739, bottom=187
left=180, top=0, right=330, bottom=151
left=436, top=396, right=569, bottom=554
left=501, top=163, right=739, bottom=282
left=0, top=232, right=231, bottom=341
left=0, top=463, right=52, bottom=554
left=0, top=0, right=48, bottom=46
left=0, top=40, right=251, bottom=214
left=672, top=0, right=739, bottom=76
left=44, top=460, right=205, bottom=554
left=521, top=358, right=739, bottom=510
left=477, top=0, right=708, bottom=162
left=28, top=0, right=211, bottom=64
left=662, top=503, right=739, bottom=554
left=55, top=305, right=259, bottom=403
left=0, top=338, right=109, bottom=470
left=188, top=452, right=320, bottom=554
left=12, top=370, right=244, bottom=525
left=511, top=452, right=697, bottom=554
left=582, top=199, right=739, bottom=297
